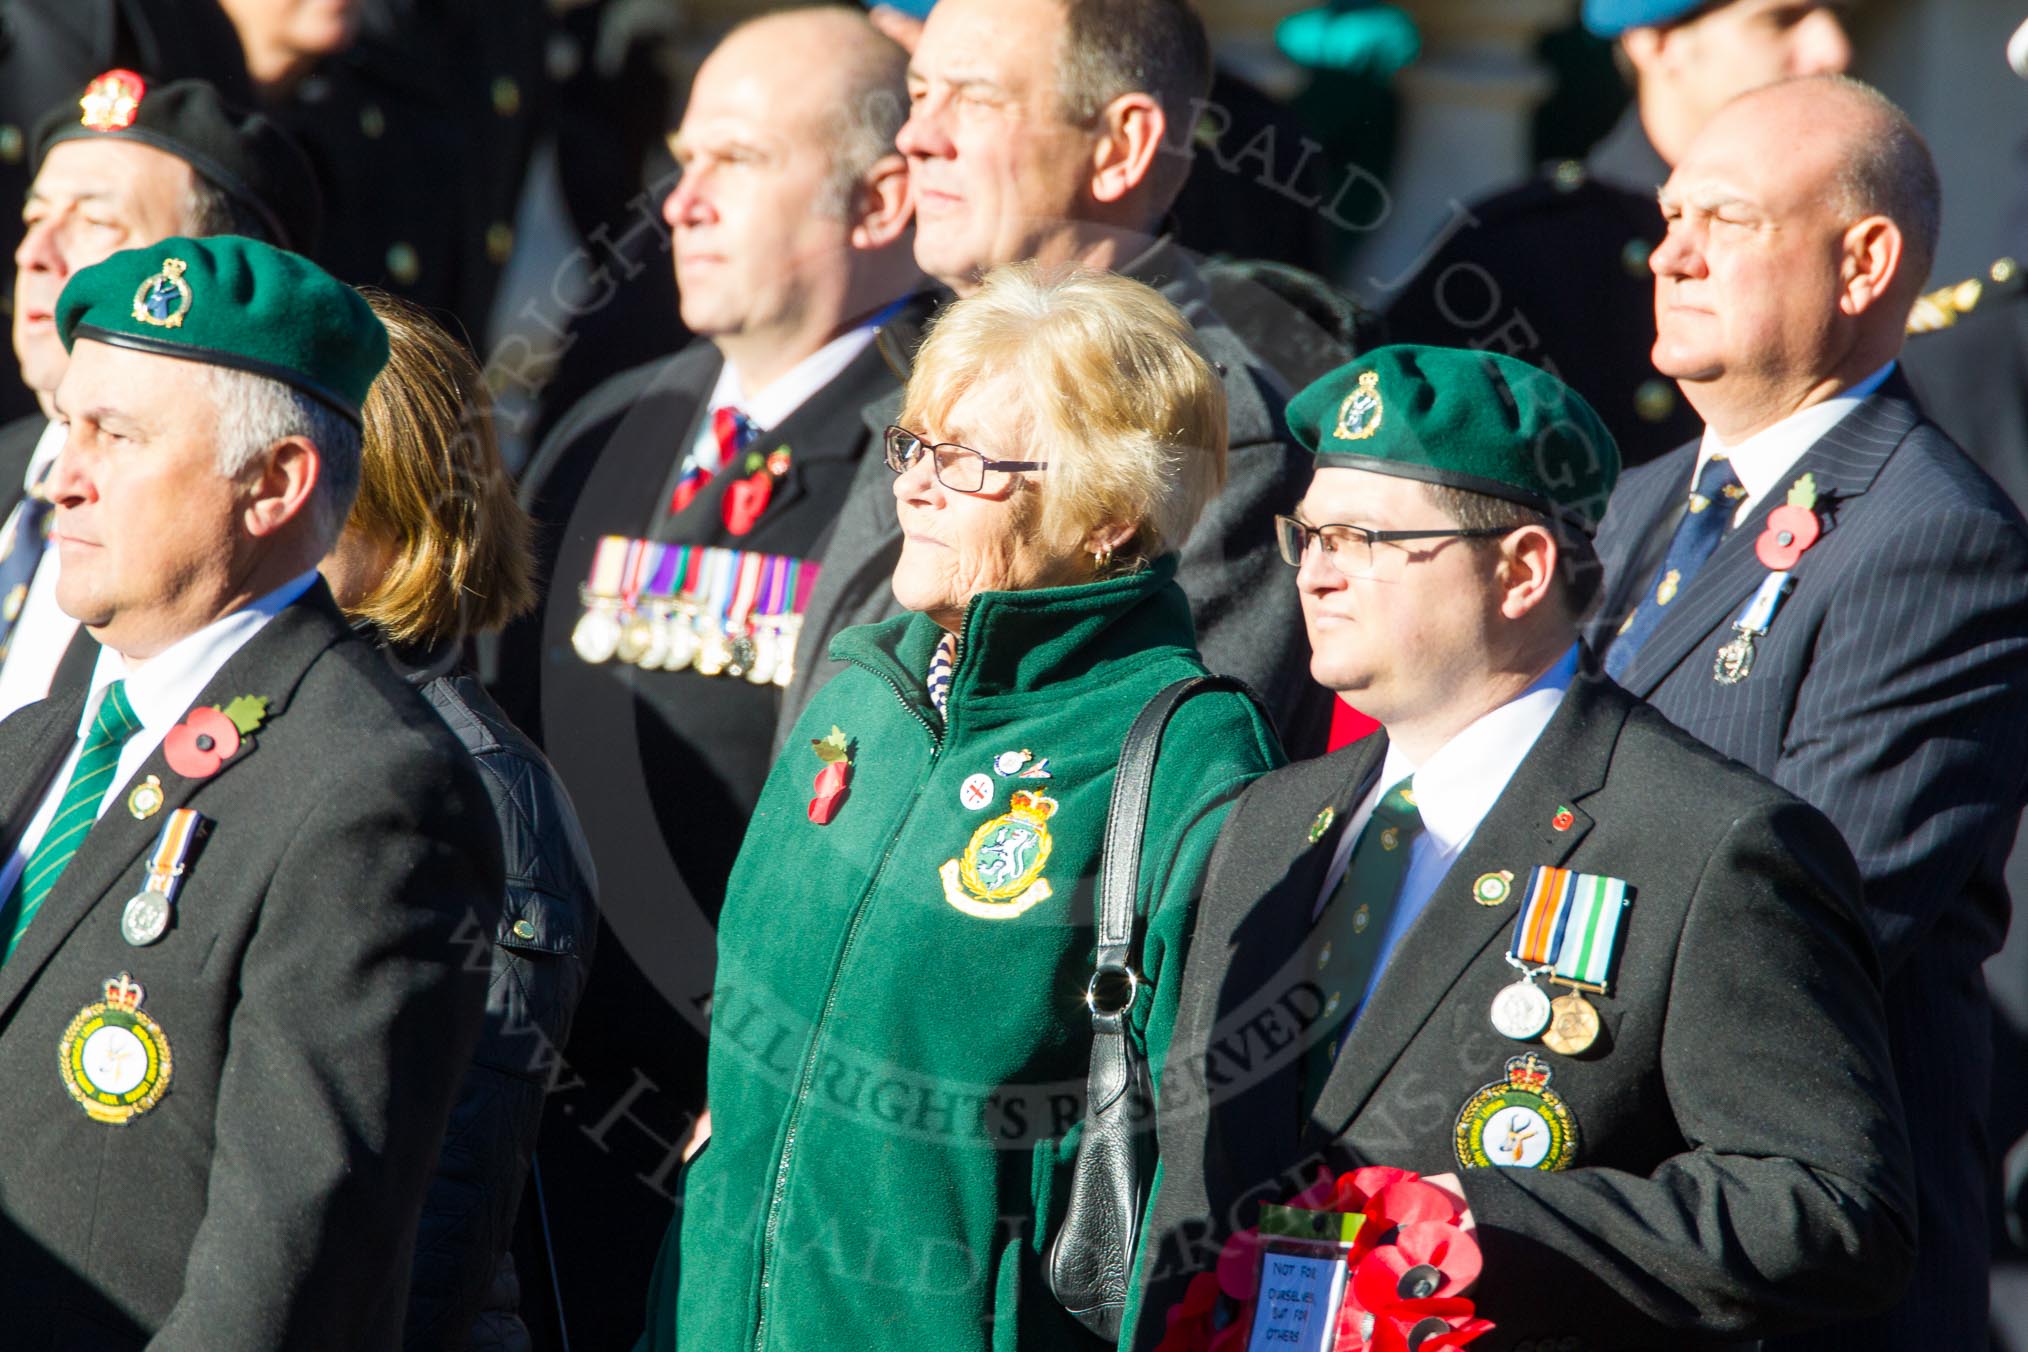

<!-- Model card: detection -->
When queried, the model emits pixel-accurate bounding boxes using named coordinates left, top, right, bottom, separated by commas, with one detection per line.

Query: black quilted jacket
left=394, top=646, right=599, bottom=1350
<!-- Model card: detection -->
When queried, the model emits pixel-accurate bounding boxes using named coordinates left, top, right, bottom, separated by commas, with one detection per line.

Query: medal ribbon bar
left=1512, top=865, right=1631, bottom=994
left=140, top=808, right=205, bottom=905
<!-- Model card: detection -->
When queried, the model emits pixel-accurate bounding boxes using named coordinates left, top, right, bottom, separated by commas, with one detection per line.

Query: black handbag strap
left=1086, top=674, right=1262, bottom=1038
left=1047, top=673, right=1267, bottom=1339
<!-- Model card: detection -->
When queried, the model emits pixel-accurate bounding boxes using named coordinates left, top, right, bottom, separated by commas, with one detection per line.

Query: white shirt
left=0, top=420, right=78, bottom=721
left=682, top=325, right=881, bottom=474
left=1692, top=361, right=1895, bottom=526
left=1314, top=647, right=1579, bottom=1010
left=0, top=571, right=318, bottom=900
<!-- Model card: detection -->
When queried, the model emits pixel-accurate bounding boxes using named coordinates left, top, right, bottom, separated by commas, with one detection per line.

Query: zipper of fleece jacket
left=749, top=636, right=956, bottom=1350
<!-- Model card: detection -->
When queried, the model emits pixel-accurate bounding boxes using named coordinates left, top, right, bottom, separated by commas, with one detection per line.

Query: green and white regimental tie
left=0, top=680, right=144, bottom=965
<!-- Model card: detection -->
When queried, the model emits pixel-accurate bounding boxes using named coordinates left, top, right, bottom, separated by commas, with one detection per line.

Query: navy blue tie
left=0, top=470, right=52, bottom=664
left=1604, top=455, right=1744, bottom=681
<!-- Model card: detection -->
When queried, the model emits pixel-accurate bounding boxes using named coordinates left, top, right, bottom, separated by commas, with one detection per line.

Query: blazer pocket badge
left=59, top=973, right=172, bottom=1125
left=940, top=789, right=1057, bottom=920
left=1453, top=1053, right=1577, bottom=1172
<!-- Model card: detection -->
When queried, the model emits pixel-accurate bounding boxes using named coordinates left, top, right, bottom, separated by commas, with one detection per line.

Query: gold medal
left=127, top=775, right=164, bottom=821
left=1541, top=990, right=1601, bottom=1056
left=694, top=627, right=732, bottom=676
left=615, top=614, right=655, bottom=665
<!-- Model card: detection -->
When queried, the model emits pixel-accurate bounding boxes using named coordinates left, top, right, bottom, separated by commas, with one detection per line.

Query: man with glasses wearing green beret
left=0, top=234, right=503, bottom=1349
left=1128, top=346, right=1914, bottom=1350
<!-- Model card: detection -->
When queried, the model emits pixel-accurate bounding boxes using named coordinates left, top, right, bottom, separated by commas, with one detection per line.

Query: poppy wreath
left=1154, top=1167, right=1493, bottom=1352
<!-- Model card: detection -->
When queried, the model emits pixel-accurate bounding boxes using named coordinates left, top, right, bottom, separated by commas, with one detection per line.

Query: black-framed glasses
left=1273, top=514, right=1516, bottom=579
left=884, top=425, right=1047, bottom=495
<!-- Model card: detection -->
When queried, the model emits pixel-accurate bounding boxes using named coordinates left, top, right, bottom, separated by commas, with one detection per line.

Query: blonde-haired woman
left=322, top=292, right=598, bottom=1347
left=649, top=264, right=1285, bottom=1350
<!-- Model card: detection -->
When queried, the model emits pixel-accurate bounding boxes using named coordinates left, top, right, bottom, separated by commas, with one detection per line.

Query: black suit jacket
left=486, top=330, right=904, bottom=1352
left=1587, top=375, right=2028, bottom=1351
left=0, top=414, right=41, bottom=514
left=0, top=584, right=502, bottom=1350
left=1131, top=676, right=1915, bottom=1351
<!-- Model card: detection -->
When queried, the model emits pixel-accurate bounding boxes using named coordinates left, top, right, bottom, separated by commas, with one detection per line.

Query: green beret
left=56, top=235, right=389, bottom=425
left=1286, top=344, right=1621, bottom=533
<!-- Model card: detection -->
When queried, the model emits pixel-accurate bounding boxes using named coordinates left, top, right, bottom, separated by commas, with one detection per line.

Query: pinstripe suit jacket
left=1587, top=373, right=2028, bottom=1352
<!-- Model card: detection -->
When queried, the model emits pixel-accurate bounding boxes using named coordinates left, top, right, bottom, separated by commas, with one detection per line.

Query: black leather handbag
left=1045, top=674, right=1262, bottom=1341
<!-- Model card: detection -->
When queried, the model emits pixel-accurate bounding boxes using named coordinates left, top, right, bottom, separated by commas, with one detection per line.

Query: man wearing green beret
left=1127, top=345, right=1915, bottom=1349
left=0, top=234, right=504, bottom=1349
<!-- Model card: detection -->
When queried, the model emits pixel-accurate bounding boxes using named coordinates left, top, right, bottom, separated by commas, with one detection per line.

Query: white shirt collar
left=1693, top=361, right=1895, bottom=520
left=82, top=570, right=319, bottom=739
left=1372, top=645, right=1579, bottom=856
left=25, top=419, right=64, bottom=486
left=704, top=324, right=880, bottom=434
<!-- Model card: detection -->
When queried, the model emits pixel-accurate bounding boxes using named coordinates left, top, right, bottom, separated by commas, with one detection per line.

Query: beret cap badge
left=1334, top=369, right=1384, bottom=442
left=78, top=70, right=146, bottom=134
left=131, top=258, right=192, bottom=329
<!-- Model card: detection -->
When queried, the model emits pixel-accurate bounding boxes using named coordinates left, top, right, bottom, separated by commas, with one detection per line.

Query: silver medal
left=662, top=614, right=701, bottom=670
left=745, top=629, right=779, bottom=685
left=1713, top=628, right=1756, bottom=685
left=571, top=607, right=622, bottom=664
left=638, top=612, right=672, bottom=669
left=121, top=890, right=171, bottom=947
left=1489, top=978, right=1552, bottom=1041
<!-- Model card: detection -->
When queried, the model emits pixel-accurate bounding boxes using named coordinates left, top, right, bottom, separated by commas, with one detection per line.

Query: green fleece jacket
left=648, top=559, right=1284, bottom=1351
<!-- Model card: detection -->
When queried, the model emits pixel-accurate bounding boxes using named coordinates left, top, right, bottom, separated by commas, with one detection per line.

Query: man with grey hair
left=0, top=233, right=501, bottom=1348
left=0, top=72, right=321, bottom=720
left=493, top=9, right=921, bottom=1342
left=779, top=0, right=1333, bottom=758
left=1588, top=74, right=2028, bottom=1352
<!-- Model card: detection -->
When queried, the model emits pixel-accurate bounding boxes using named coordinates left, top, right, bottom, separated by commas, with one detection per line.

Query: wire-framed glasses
left=884, top=424, right=1047, bottom=495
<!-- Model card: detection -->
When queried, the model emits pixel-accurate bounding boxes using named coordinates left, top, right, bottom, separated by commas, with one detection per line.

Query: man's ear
left=1618, top=26, right=1667, bottom=82
left=241, top=435, right=321, bottom=539
left=1838, top=215, right=1906, bottom=318
left=1089, top=92, right=1165, bottom=206
left=851, top=151, right=915, bottom=251
left=1498, top=523, right=1561, bottom=621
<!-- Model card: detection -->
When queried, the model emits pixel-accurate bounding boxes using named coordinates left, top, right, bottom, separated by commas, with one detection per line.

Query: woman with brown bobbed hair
left=322, top=292, right=598, bottom=1349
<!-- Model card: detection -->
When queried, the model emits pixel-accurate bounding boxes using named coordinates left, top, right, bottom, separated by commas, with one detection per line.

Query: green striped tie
left=0, top=680, right=143, bottom=964
left=1301, top=776, right=1423, bottom=1117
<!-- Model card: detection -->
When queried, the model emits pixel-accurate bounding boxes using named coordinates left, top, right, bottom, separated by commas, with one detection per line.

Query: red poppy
left=1363, top=1312, right=1496, bottom=1352
left=1755, top=503, right=1821, bottom=570
left=807, top=759, right=850, bottom=825
left=1154, top=1273, right=1221, bottom=1352
left=1350, top=1222, right=1483, bottom=1310
left=722, top=469, right=774, bottom=536
left=164, top=706, right=240, bottom=779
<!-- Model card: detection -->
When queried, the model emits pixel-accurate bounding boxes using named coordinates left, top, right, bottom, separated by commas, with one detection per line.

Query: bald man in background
left=1589, top=75, right=2028, bottom=1352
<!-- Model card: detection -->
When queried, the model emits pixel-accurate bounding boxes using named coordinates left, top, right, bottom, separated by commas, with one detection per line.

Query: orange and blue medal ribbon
left=120, top=807, right=207, bottom=947
left=1489, top=865, right=1631, bottom=1041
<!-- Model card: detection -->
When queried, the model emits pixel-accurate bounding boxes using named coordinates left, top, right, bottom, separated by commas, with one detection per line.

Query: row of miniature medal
left=1483, top=865, right=1630, bottom=1056
left=572, top=534, right=817, bottom=687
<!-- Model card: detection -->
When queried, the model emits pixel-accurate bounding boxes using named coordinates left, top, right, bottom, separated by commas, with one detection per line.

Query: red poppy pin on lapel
left=1755, top=473, right=1822, bottom=570
left=722, top=445, right=792, bottom=537
left=808, top=725, right=852, bottom=824
left=164, top=695, right=269, bottom=780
